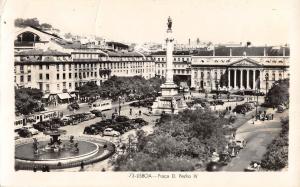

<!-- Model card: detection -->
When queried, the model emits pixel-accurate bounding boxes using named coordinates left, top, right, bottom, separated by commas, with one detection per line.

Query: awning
left=42, top=94, right=50, bottom=99
left=57, top=93, right=72, bottom=100
left=70, top=93, right=76, bottom=98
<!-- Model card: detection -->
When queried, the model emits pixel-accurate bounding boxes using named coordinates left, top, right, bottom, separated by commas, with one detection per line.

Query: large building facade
left=14, top=26, right=290, bottom=97
left=14, top=27, right=156, bottom=96
left=153, top=46, right=289, bottom=93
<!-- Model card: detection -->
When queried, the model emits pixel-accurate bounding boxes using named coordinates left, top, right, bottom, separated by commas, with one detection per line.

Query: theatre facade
left=190, top=46, right=290, bottom=93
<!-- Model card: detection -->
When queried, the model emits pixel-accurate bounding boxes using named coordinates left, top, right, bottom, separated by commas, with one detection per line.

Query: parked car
left=206, top=162, right=222, bottom=171
left=234, top=139, right=247, bottom=149
left=115, top=115, right=130, bottom=123
left=131, top=118, right=148, bottom=127
left=83, top=126, right=99, bottom=135
left=90, top=109, right=102, bottom=117
left=218, top=152, right=232, bottom=166
left=84, top=112, right=96, bottom=120
left=277, top=105, right=286, bottom=113
left=18, top=128, right=33, bottom=137
left=68, top=102, right=80, bottom=111
left=244, top=161, right=261, bottom=172
left=22, top=126, right=39, bottom=135
left=103, top=128, right=120, bottom=137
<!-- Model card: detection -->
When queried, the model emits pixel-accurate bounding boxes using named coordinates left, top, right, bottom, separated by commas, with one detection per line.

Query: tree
left=15, top=88, right=44, bottom=115
left=15, top=18, right=55, bottom=31
left=113, top=108, right=230, bottom=171
left=265, top=79, right=289, bottom=106
left=77, top=81, right=99, bottom=98
left=219, top=70, right=228, bottom=88
left=261, top=118, right=289, bottom=170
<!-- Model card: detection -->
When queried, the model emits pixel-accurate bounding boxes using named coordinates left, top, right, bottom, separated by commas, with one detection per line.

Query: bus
left=33, top=110, right=61, bottom=123
left=91, top=99, right=112, bottom=111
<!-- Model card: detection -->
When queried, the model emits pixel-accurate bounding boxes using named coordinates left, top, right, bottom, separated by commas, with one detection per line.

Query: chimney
left=283, top=46, right=285, bottom=56
left=188, top=38, right=191, bottom=45
left=230, top=48, right=232, bottom=56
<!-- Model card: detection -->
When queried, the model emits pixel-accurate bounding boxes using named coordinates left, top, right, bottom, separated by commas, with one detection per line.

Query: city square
left=9, top=0, right=290, bottom=174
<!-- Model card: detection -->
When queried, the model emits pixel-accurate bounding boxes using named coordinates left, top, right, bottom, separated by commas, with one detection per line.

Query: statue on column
left=167, top=16, right=172, bottom=31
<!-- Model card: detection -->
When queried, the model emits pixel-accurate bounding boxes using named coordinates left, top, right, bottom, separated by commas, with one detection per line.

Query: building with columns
left=152, top=45, right=289, bottom=93
left=191, top=46, right=289, bottom=93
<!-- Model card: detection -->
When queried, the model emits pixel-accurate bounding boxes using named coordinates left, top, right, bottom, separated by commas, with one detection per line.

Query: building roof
left=193, top=46, right=290, bottom=56
left=28, top=26, right=62, bottom=39
left=106, top=41, right=129, bottom=49
left=151, top=50, right=191, bottom=56
left=15, top=49, right=70, bottom=56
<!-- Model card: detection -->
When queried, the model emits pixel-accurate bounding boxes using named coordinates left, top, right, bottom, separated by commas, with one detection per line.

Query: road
left=221, top=110, right=288, bottom=171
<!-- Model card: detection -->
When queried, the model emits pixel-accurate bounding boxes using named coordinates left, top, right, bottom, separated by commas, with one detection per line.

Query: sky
left=12, top=0, right=292, bottom=45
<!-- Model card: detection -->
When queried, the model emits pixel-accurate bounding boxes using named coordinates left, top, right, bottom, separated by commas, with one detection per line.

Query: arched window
left=17, top=32, right=40, bottom=42
left=272, top=72, right=276, bottom=81
left=279, top=73, right=282, bottom=79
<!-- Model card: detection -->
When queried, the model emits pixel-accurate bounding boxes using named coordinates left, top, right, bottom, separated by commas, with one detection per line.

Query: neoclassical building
left=191, top=46, right=289, bottom=93
left=152, top=46, right=289, bottom=93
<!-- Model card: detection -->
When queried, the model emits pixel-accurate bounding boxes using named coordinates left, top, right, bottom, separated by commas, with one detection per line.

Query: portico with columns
left=227, top=58, right=263, bottom=91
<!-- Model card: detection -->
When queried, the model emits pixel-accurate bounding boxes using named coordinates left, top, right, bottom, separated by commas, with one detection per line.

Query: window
left=272, top=72, right=276, bottom=81
left=57, top=84, right=60, bottom=90
left=46, top=65, right=49, bottom=69
left=91, top=72, right=93, bottom=77
left=57, top=74, right=60, bottom=80
left=63, top=73, right=66, bottom=79
left=75, top=73, right=78, bottom=78
left=39, top=73, right=43, bottom=80
left=46, top=84, right=49, bottom=91
left=20, top=75, right=24, bottom=82
left=63, top=82, right=66, bottom=89
left=69, top=64, right=71, bottom=71
left=75, top=64, right=77, bottom=68
left=95, top=72, right=97, bottom=77
left=39, top=65, right=42, bottom=70
left=69, top=83, right=72, bottom=89
left=20, top=65, right=24, bottom=71
left=56, top=64, right=59, bottom=70
left=63, top=64, right=65, bottom=71
left=69, top=73, right=72, bottom=79
left=27, top=75, right=31, bottom=82
left=46, top=74, right=49, bottom=80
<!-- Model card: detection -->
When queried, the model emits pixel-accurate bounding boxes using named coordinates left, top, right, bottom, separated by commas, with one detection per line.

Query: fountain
left=15, top=125, right=116, bottom=170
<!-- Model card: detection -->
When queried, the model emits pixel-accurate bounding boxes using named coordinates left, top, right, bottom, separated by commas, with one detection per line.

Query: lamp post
left=265, top=74, right=269, bottom=95
left=118, top=96, right=122, bottom=116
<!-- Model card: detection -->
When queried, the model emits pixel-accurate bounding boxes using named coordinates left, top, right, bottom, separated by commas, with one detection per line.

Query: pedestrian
left=252, top=115, right=255, bottom=124
left=129, top=108, right=132, bottom=115
left=33, top=166, right=37, bottom=172
left=139, top=110, right=141, bottom=116
left=271, top=114, right=274, bottom=120
left=46, top=165, right=50, bottom=172
left=80, top=161, right=84, bottom=170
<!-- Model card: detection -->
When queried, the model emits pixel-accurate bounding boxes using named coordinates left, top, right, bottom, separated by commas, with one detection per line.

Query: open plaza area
left=6, top=0, right=290, bottom=176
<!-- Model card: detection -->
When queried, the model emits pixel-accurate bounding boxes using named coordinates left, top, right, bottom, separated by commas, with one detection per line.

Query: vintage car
left=244, top=161, right=261, bottom=172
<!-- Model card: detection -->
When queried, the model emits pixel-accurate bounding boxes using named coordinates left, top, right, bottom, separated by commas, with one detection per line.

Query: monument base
left=151, top=95, right=188, bottom=115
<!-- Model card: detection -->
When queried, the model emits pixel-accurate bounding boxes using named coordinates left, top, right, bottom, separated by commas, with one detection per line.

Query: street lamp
left=265, top=74, right=269, bottom=95
left=118, top=96, right=122, bottom=116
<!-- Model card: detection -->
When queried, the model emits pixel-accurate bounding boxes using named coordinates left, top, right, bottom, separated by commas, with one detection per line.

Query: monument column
left=165, top=34, right=174, bottom=84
